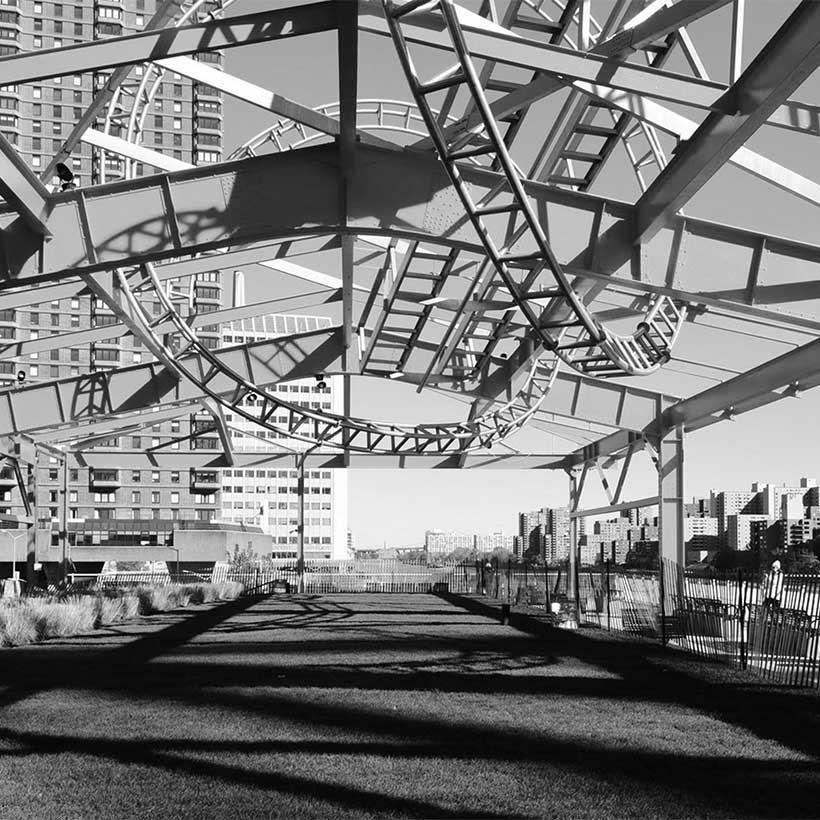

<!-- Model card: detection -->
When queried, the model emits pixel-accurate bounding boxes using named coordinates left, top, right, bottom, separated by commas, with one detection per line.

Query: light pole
left=7, top=530, right=27, bottom=582
left=166, top=545, right=180, bottom=581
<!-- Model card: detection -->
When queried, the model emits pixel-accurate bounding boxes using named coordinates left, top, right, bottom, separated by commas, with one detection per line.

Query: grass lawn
left=0, top=592, right=818, bottom=819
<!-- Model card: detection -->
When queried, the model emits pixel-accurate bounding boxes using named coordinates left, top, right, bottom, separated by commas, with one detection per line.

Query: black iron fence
left=65, top=557, right=820, bottom=688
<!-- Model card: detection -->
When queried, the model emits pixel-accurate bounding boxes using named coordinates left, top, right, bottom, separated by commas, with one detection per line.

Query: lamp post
left=166, top=545, right=180, bottom=582
left=7, top=530, right=27, bottom=583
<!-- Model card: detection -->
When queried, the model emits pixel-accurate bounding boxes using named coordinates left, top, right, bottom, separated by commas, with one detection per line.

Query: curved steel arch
left=112, top=262, right=562, bottom=454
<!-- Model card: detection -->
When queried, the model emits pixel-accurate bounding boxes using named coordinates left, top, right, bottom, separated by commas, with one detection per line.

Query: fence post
left=659, top=560, right=667, bottom=647
left=507, top=558, right=511, bottom=604
left=606, top=559, right=611, bottom=632
left=544, top=563, right=550, bottom=613
left=737, top=567, right=746, bottom=670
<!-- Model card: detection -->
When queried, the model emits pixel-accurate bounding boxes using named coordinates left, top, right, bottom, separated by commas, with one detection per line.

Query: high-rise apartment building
left=0, top=1, right=225, bottom=548
left=218, top=314, right=348, bottom=561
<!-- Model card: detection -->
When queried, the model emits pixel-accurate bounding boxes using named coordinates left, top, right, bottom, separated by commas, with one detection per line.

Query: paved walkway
left=0, top=593, right=819, bottom=818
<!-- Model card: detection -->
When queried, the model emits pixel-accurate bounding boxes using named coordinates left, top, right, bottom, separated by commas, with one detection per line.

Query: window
left=131, top=471, right=140, bottom=482
left=173, top=118, right=181, bottom=130
left=151, top=491, right=160, bottom=504
left=170, top=492, right=179, bottom=504
left=32, top=86, right=41, bottom=98
left=151, top=471, right=160, bottom=483
left=54, top=4, right=62, bottom=17
left=131, top=491, right=140, bottom=503
left=170, top=471, right=179, bottom=483
left=31, top=154, right=41, bottom=167
left=131, top=437, right=140, bottom=449
left=73, top=22, right=81, bottom=34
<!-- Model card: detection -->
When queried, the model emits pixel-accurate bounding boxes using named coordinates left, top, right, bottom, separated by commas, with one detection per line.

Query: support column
left=296, top=452, right=306, bottom=594
left=568, top=468, right=581, bottom=614
left=59, top=456, right=68, bottom=581
left=656, top=423, right=685, bottom=614
left=25, top=459, right=37, bottom=587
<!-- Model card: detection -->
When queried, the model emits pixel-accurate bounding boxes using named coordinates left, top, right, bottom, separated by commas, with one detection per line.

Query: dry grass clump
left=0, top=581, right=245, bottom=647
left=0, top=601, right=38, bottom=647
left=98, top=592, right=141, bottom=626
left=136, top=582, right=243, bottom=614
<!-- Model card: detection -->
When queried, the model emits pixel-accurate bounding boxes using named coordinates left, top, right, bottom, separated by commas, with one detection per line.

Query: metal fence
left=65, top=557, right=820, bottom=688
left=468, top=558, right=820, bottom=688
left=216, top=559, right=459, bottom=594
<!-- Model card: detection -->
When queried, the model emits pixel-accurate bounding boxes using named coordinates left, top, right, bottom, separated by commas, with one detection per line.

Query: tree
left=785, top=545, right=820, bottom=574
left=229, top=543, right=257, bottom=572
left=623, top=541, right=658, bottom=570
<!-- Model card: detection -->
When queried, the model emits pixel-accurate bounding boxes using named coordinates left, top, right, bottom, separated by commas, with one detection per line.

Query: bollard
left=501, top=603, right=510, bottom=625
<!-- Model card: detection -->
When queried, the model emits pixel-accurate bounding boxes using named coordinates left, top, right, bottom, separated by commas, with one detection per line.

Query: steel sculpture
left=0, top=0, right=819, bottom=580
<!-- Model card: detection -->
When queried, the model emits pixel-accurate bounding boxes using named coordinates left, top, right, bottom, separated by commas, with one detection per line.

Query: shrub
left=0, top=603, right=38, bottom=647
left=0, top=581, right=244, bottom=648
left=214, top=582, right=243, bottom=600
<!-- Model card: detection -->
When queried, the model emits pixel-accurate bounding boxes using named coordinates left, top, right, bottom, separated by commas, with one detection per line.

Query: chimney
left=232, top=270, right=245, bottom=307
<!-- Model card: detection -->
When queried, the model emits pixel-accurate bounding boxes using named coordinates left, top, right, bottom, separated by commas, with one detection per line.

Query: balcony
left=90, top=469, right=120, bottom=490
left=191, top=471, right=220, bottom=493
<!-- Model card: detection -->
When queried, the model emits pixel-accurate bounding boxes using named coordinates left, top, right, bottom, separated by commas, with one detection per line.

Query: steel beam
left=68, top=451, right=566, bottom=470
left=43, top=0, right=187, bottom=182
left=594, top=0, right=731, bottom=58
left=0, top=135, right=53, bottom=236
left=0, top=290, right=341, bottom=361
left=7, top=142, right=820, bottom=326
left=81, top=128, right=193, bottom=173
left=634, top=0, right=820, bottom=242
left=0, top=327, right=345, bottom=436
left=0, top=4, right=337, bottom=86
left=359, top=4, right=819, bottom=137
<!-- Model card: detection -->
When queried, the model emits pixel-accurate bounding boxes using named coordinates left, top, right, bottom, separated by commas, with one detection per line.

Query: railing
left=468, top=558, right=820, bottom=689
left=217, top=559, right=460, bottom=595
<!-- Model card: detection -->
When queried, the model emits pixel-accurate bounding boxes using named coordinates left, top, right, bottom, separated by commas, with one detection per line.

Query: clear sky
left=218, top=1, right=820, bottom=547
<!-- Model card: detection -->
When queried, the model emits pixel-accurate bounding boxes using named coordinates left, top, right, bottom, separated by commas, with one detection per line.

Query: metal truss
left=0, top=0, right=818, bottom=500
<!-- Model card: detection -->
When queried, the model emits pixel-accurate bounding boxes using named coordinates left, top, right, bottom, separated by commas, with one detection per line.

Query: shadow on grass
left=2, top=593, right=820, bottom=817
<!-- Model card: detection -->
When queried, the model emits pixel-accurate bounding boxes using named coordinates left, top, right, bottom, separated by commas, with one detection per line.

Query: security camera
left=54, top=162, right=76, bottom=191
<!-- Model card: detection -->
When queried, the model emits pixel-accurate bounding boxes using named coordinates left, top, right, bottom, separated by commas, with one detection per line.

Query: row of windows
left=89, top=509, right=216, bottom=521
left=224, top=470, right=332, bottom=479
left=223, top=486, right=332, bottom=495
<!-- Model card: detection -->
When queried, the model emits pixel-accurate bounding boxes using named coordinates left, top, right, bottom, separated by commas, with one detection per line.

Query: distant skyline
left=220, top=2, right=820, bottom=549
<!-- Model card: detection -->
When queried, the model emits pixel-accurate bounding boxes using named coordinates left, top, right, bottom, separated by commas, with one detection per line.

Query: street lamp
left=6, top=530, right=27, bottom=581
left=166, top=545, right=180, bottom=581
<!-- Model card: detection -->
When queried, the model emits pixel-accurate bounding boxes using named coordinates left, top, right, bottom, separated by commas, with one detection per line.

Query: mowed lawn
left=0, top=593, right=819, bottom=819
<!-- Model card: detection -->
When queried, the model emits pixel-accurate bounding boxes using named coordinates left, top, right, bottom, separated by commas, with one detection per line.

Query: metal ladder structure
left=383, top=0, right=686, bottom=378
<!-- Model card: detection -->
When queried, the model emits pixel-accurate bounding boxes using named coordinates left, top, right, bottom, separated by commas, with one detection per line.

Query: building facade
left=218, top=314, right=348, bottom=561
left=0, top=0, right=226, bottom=546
